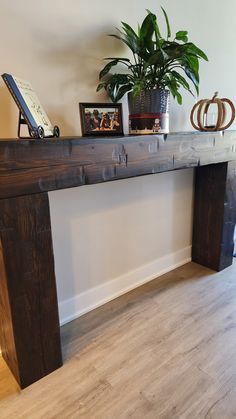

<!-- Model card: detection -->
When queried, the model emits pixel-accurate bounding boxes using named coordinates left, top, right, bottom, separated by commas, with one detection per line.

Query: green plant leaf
left=167, top=80, right=178, bottom=100
left=184, top=67, right=199, bottom=94
left=96, top=82, right=106, bottom=92
left=145, top=10, right=161, bottom=35
left=140, top=12, right=156, bottom=41
left=137, top=23, right=141, bottom=36
left=97, top=7, right=208, bottom=104
left=176, top=31, right=188, bottom=42
left=99, top=60, right=119, bottom=79
left=107, top=86, right=116, bottom=102
left=103, top=57, right=131, bottom=68
left=163, top=42, right=185, bottom=59
left=184, top=43, right=208, bottom=61
left=176, top=91, right=183, bottom=104
left=109, top=73, right=131, bottom=84
left=104, top=57, right=131, bottom=62
left=146, top=9, right=161, bottom=44
left=121, top=22, right=140, bottom=52
left=166, top=73, right=184, bottom=103
left=182, top=55, right=199, bottom=82
left=109, top=34, right=138, bottom=54
left=106, top=74, right=133, bottom=102
left=132, top=78, right=147, bottom=95
left=121, top=22, right=138, bottom=40
left=171, top=70, right=192, bottom=91
left=115, top=83, right=133, bottom=102
left=147, top=50, right=165, bottom=66
left=161, top=7, right=171, bottom=38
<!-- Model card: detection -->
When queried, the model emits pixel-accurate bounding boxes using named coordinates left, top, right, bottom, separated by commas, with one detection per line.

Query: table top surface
left=0, top=130, right=235, bottom=200
left=0, top=130, right=227, bottom=143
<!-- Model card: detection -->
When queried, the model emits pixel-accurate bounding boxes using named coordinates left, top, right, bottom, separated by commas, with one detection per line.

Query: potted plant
left=97, top=8, right=208, bottom=134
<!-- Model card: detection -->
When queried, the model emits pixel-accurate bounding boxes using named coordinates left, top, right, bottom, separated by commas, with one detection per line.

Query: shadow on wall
left=36, top=26, right=124, bottom=90
left=33, top=28, right=128, bottom=135
left=0, top=22, right=129, bottom=137
left=0, top=86, right=18, bottom=138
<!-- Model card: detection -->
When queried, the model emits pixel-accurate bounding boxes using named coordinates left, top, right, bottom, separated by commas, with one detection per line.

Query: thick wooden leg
left=192, top=162, right=236, bottom=271
left=0, top=193, right=62, bottom=389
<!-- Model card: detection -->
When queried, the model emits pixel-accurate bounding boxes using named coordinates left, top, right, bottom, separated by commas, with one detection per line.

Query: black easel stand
left=18, top=112, right=60, bottom=139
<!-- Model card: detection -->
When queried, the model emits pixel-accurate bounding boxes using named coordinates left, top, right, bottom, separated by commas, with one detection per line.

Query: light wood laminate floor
left=1, top=261, right=236, bottom=418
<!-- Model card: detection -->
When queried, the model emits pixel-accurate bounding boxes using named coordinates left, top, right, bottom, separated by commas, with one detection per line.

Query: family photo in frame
left=79, top=103, right=123, bottom=136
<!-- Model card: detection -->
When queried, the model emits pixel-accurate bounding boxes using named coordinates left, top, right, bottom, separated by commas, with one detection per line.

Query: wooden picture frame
left=79, top=103, right=124, bottom=136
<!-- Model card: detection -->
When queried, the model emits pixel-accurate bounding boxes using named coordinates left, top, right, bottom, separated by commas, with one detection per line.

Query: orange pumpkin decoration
left=190, top=92, right=235, bottom=131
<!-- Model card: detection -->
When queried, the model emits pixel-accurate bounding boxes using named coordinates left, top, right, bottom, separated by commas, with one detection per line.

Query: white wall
left=0, top=0, right=235, bottom=324
left=50, top=171, right=193, bottom=323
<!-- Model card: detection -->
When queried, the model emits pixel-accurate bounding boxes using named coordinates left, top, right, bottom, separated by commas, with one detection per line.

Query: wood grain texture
left=1, top=131, right=235, bottom=273
left=0, top=240, right=19, bottom=384
left=0, top=193, right=62, bottom=388
left=192, top=161, right=236, bottom=270
left=1, top=261, right=236, bottom=418
left=192, top=163, right=228, bottom=270
left=0, top=131, right=236, bottom=389
left=0, top=131, right=236, bottom=199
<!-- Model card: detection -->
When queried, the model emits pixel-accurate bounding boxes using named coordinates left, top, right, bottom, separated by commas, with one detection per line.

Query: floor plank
left=1, top=261, right=236, bottom=418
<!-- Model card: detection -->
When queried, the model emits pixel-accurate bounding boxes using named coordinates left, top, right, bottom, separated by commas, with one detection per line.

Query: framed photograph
left=79, top=103, right=123, bottom=136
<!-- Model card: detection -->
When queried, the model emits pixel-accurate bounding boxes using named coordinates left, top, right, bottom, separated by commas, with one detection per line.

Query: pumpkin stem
left=212, top=92, right=218, bottom=101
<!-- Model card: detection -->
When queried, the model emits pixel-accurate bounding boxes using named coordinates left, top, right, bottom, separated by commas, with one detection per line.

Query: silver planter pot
left=128, top=88, right=170, bottom=134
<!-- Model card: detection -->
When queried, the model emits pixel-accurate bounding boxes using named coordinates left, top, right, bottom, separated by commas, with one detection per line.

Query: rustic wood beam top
left=0, top=131, right=236, bottom=199
left=1, top=130, right=236, bottom=389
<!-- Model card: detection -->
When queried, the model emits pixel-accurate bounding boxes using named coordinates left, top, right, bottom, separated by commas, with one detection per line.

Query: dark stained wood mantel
left=1, top=131, right=236, bottom=199
left=1, top=130, right=236, bottom=389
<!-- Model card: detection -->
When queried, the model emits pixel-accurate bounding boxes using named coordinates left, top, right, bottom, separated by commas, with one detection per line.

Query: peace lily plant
left=97, top=8, right=208, bottom=104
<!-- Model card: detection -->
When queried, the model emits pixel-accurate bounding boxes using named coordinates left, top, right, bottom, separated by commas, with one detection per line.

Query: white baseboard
left=59, top=246, right=192, bottom=326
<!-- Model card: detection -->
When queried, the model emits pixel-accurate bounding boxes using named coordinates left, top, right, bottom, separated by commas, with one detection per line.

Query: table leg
left=0, top=192, right=62, bottom=389
left=192, top=162, right=236, bottom=271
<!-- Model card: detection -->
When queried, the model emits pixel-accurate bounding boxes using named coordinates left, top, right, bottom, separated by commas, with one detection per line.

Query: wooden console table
left=0, top=131, right=236, bottom=389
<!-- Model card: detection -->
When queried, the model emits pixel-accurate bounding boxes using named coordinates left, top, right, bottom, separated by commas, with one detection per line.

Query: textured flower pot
left=128, top=88, right=170, bottom=134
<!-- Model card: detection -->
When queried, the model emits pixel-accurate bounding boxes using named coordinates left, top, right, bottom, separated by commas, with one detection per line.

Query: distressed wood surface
left=0, top=193, right=62, bottom=388
left=192, top=161, right=236, bottom=270
left=1, top=131, right=236, bottom=389
left=0, top=240, right=19, bottom=385
left=1, top=262, right=236, bottom=418
left=0, top=131, right=236, bottom=199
